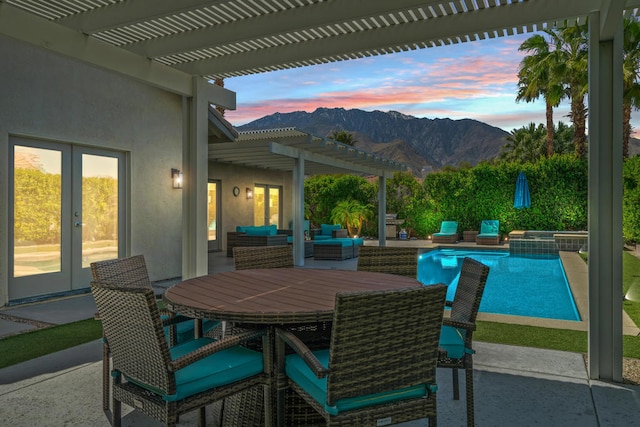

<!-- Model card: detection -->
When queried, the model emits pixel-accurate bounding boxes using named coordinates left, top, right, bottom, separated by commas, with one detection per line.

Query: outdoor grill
left=385, top=213, right=405, bottom=239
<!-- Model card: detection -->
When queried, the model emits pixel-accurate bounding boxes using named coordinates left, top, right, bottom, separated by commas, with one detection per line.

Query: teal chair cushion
left=314, top=238, right=352, bottom=247
left=127, top=338, right=264, bottom=402
left=313, top=235, right=332, bottom=241
left=439, top=325, right=471, bottom=359
left=351, top=237, right=364, bottom=246
left=436, top=221, right=458, bottom=235
left=243, top=225, right=278, bottom=236
left=286, top=349, right=434, bottom=416
left=320, top=224, right=341, bottom=236
left=479, top=220, right=499, bottom=235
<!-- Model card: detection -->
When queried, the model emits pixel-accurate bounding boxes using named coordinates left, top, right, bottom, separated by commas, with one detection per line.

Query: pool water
left=417, top=249, right=581, bottom=321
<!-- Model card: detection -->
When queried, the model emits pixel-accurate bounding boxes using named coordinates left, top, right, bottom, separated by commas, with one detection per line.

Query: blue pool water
left=417, top=249, right=580, bottom=321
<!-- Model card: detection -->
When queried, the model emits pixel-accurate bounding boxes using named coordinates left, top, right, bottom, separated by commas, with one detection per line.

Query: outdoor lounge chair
left=432, top=220, right=459, bottom=243
left=475, top=220, right=500, bottom=245
left=91, top=281, right=270, bottom=427
left=276, top=285, right=447, bottom=426
left=90, top=255, right=222, bottom=418
left=233, top=245, right=294, bottom=270
left=437, top=257, right=490, bottom=427
left=356, top=246, right=419, bottom=278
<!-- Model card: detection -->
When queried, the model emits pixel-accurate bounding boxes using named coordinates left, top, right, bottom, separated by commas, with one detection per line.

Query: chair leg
left=465, top=367, right=474, bottom=427
left=197, top=407, right=206, bottom=427
left=102, top=343, right=112, bottom=420
left=452, top=368, right=460, bottom=400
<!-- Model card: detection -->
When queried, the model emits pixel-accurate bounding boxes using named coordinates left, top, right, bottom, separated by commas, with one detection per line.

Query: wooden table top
left=163, top=268, right=422, bottom=324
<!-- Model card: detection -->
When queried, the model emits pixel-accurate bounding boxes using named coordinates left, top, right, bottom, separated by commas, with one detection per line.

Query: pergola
left=0, top=0, right=633, bottom=381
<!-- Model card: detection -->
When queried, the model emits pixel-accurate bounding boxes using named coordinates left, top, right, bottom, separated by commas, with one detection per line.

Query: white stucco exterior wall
left=0, top=35, right=184, bottom=304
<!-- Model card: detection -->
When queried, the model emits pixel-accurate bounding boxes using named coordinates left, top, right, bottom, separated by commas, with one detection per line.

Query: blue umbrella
left=514, top=171, right=531, bottom=209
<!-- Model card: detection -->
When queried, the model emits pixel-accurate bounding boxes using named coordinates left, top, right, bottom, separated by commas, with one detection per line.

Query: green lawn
left=1, top=251, right=639, bottom=369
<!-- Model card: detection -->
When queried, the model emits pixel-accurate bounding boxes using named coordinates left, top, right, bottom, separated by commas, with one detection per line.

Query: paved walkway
left=0, top=245, right=639, bottom=426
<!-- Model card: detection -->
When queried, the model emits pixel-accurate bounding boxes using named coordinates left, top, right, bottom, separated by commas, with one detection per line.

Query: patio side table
left=463, top=230, right=478, bottom=242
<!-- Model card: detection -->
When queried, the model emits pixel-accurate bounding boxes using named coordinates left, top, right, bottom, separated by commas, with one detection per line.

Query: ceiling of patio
left=2, top=0, right=636, bottom=176
left=2, top=0, right=631, bottom=84
left=211, top=127, right=409, bottom=176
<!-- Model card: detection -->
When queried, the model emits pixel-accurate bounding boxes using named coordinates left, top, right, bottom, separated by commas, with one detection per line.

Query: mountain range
left=237, top=107, right=509, bottom=175
left=237, top=107, right=640, bottom=176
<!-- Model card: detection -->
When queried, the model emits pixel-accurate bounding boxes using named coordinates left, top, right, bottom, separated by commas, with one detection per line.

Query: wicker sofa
left=311, top=224, right=364, bottom=260
left=227, top=225, right=288, bottom=256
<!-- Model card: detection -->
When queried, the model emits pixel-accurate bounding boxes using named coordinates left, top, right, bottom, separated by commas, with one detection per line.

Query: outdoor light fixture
left=246, top=187, right=253, bottom=199
left=171, top=168, right=183, bottom=189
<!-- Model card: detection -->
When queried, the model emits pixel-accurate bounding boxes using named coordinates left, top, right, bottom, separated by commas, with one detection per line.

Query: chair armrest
left=442, top=318, right=476, bottom=331
left=276, top=328, right=328, bottom=378
left=169, top=329, right=266, bottom=372
left=332, top=229, right=348, bottom=238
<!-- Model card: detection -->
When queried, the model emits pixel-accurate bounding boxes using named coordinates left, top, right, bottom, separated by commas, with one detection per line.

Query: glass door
left=253, top=184, right=282, bottom=227
left=9, top=137, right=125, bottom=301
left=207, top=180, right=221, bottom=251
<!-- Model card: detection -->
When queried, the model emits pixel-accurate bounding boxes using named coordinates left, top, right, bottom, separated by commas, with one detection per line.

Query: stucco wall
left=209, top=161, right=292, bottom=250
left=0, top=35, right=184, bottom=303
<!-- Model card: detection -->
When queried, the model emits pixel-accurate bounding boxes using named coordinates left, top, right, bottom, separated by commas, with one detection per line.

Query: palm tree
left=330, top=199, right=372, bottom=237
left=546, top=24, right=589, bottom=159
left=553, top=121, right=575, bottom=155
left=329, top=130, right=357, bottom=146
left=499, top=123, right=546, bottom=163
left=623, top=17, right=640, bottom=158
left=517, top=34, right=564, bottom=157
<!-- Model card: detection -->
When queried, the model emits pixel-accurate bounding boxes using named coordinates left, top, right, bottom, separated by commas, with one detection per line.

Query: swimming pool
left=417, top=249, right=580, bottom=321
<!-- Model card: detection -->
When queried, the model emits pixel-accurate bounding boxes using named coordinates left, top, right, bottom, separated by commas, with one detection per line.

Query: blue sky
left=224, top=33, right=577, bottom=133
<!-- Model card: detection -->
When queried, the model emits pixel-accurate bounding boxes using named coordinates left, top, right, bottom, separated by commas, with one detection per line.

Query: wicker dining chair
left=437, top=257, right=490, bottom=427
left=90, top=255, right=221, bottom=417
left=356, top=246, right=419, bottom=277
left=233, top=245, right=294, bottom=270
left=91, top=281, right=271, bottom=427
left=276, top=284, right=447, bottom=427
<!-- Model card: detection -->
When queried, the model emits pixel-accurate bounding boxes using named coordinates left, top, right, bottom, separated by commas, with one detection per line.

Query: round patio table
left=163, top=268, right=424, bottom=427
left=163, top=268, right=423, bottom=325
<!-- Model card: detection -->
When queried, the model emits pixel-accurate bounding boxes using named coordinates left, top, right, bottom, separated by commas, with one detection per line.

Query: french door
left=253, top=184, right=282, bottom=228
left=9, top=137, right=126, bottom=301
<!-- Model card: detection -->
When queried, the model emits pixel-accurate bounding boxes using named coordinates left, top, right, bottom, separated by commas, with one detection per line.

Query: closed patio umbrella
left=514, top=171, right=531, bottom=209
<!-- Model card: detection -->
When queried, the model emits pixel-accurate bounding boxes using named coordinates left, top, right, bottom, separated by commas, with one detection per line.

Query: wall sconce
left=171, top=168, right=183, bottom=189
left=246, top=187, right=253, bottom=199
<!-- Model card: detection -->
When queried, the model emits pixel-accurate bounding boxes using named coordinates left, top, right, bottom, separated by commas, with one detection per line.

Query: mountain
left=237, top=107, right=510, bottom=174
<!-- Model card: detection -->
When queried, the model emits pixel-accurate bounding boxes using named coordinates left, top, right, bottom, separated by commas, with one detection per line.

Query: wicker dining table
left=163, top=268, right=425, bottom=426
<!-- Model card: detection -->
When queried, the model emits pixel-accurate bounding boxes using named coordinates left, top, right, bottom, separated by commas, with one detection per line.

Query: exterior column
left=182, top=78, right=209, bottom=279
left=378, top=175, right=386, bottom=246
left=587, top=11, right=623, bottom=381
left=292, top=151, right=305, bottom=266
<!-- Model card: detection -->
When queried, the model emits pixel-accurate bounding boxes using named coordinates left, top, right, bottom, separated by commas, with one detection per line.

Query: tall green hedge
left=420, top=155, right=588, bottom=237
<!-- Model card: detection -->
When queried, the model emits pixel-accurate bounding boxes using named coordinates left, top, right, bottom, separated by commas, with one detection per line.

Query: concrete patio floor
left=0, top=241, right=639, bottom=426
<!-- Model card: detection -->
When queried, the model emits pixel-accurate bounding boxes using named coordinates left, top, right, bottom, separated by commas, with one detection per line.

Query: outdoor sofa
left=311, top=223, right=364, bottom=260
left=227, top=224, right=288, bottom=256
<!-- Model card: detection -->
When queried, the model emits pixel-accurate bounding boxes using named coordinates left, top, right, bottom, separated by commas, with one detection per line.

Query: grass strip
left=0, top=318, right=102, bottom=369
left=476, top=320, right=640, bottom=359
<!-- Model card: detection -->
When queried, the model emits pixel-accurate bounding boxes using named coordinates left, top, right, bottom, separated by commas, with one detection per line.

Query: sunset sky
left=223, top=33, right=639, bottom=136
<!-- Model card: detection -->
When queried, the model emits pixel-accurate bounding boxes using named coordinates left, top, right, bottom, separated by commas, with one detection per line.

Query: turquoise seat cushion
left=351, top=237, right=364, bottom=246
left=286, top=349, right=434, bottom=416
left=436, top=221, right=458, bottom=235
left=242, top=224, right=277, bottom=236
left=313, top=235, right=332, bottom=241
left=480, top=220, right=499, bottom=235
left=287, top=236, right=293, bottom=244
left=314, top=238, right=352, bottom=247
left=439, top=325, right=470, bottom=359
left=320, top=223, right=341, bottom=236
left=127, top=338, right=264, bottom=402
